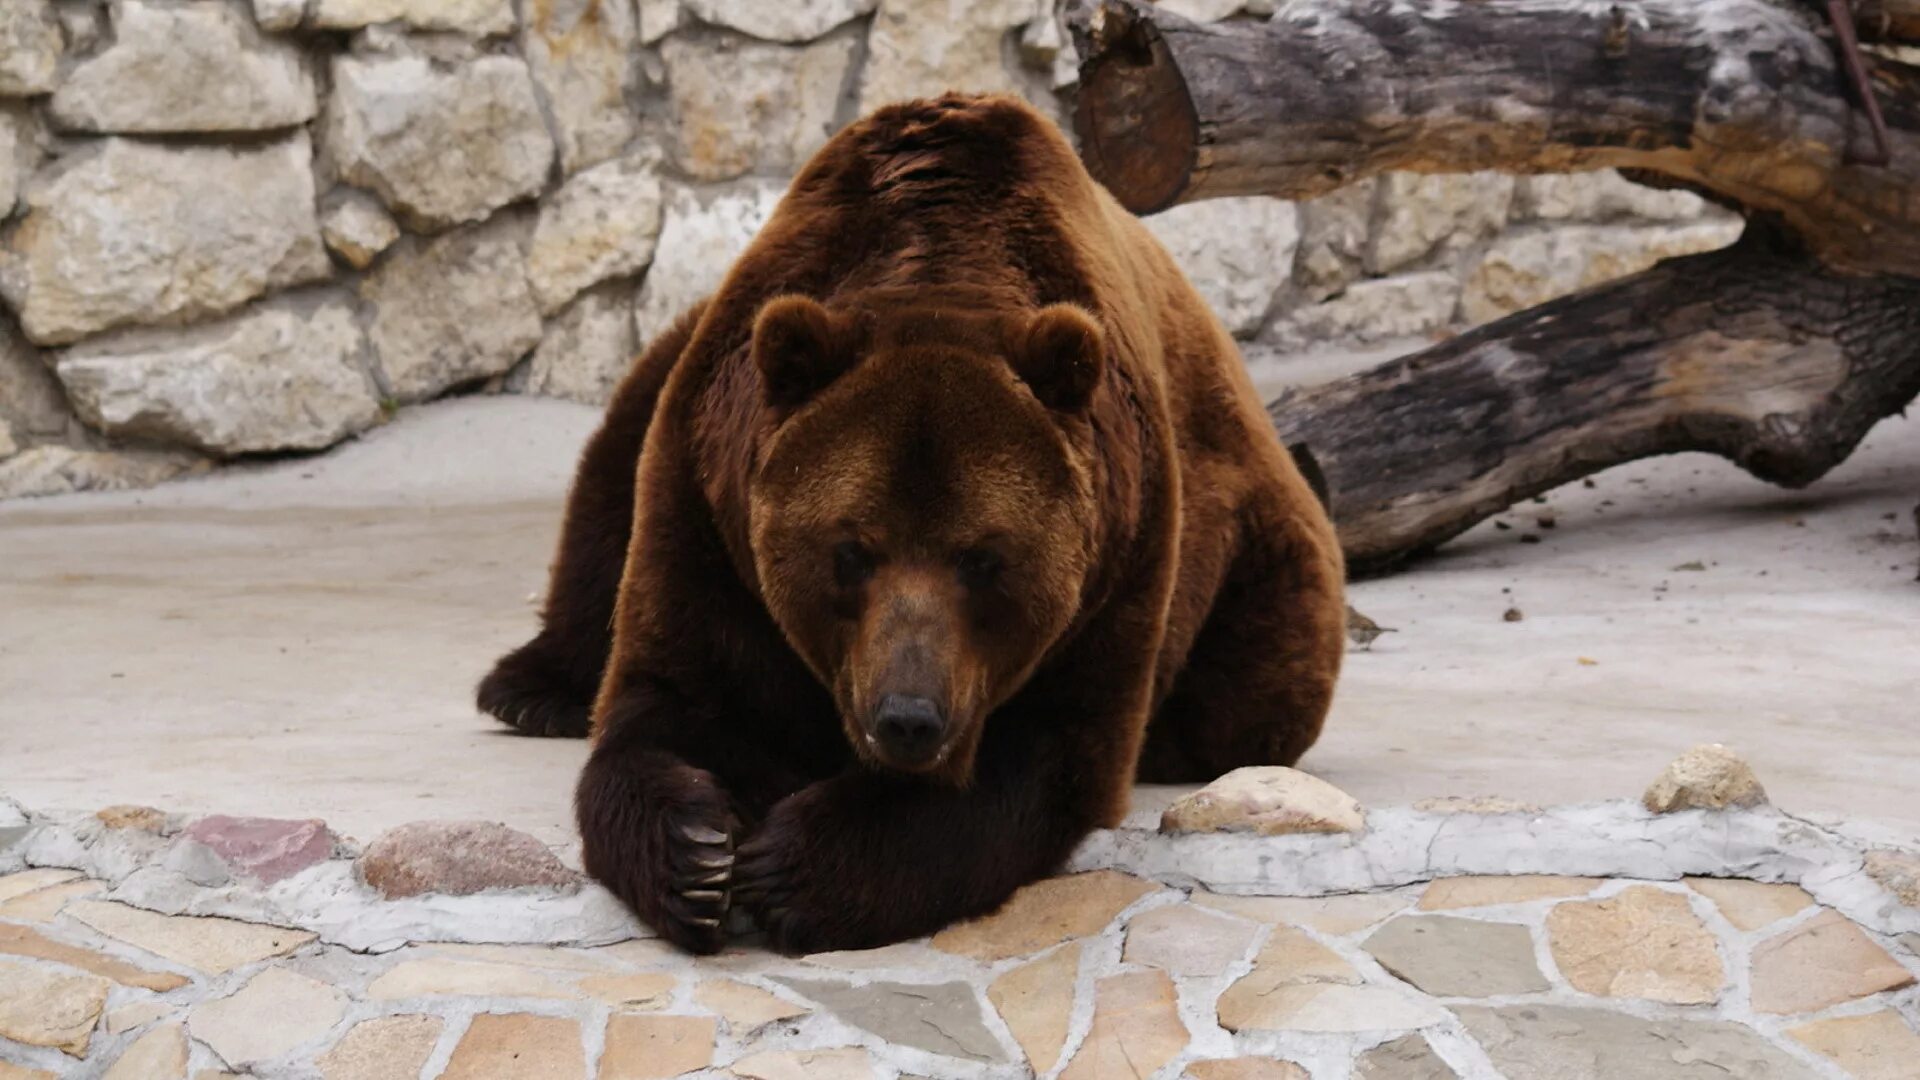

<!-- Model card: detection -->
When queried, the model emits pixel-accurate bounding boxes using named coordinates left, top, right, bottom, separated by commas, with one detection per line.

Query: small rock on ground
left=357, top=820, right=581, bottom=898
left=1642, top=743, right=1768, bottom=812
left=1160, top=766, right=1365, bottom=836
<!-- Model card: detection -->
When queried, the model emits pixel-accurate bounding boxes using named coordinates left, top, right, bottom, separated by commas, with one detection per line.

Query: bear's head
left=748, top=293, right=1106, bottom=784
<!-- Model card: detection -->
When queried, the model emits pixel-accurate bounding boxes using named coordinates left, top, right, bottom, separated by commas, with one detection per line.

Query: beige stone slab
left=104, top=999, right=176, bottom=1035
left=1192, top=890, right=1410, bottom=935
left=0, top=868, right=81, bottom=903
left=1185, top=1059, right=1309, bottom=1079
left=1060, top=971, right=1190, bottom=1080
left=987, top=943, right=1080, bottom=1075
left=0, top=959, right=109, bottom=1056
left=693, top=978, right=809, bottom=1032
left=1684, top=878, right=1814, bottom=931
left=0, top=880, right=104, bottom=922
left=802, top=941, right=944, bottom=970
left=588, top=938, right=684, bottom=967
left=0, top=1062, right=58, bottom=1079
left=1546, top=886, right=1724, bottom=1004
left=1219, top=924, right=1361, bottom=1031
left=1124, top=904, right=1259, bottom=978
left=423, top=942, right=621, bottom=972
left=1224, top=982, right=1448, bottom=1034
left=66, top=900, right=313, bottom=974
left=599, top=1014, right=715, bottom=1079
left=189, top=967, right=348, bottom=1068
left=367, top=957, right=575, bottom=1000
left=1160, top=766, right=1365, bottom=835
left=931, top=870, right=1156, bottom=961
left=1864, top=850, right=1920, bottom=908
left=1787, top=1010, right=1920, bottom=1080
left=102, top=1022, right=187, bottom=1080
left=1417, top=876, right=1601, bottom=911
left=0, top=922, right=189, bottom=991
left=317, top=1014, right=443, bottom=1080
left=1750, top=910, right=1916, bottom=1014
left=441, top=1014, right=584, bottom=1080
left=729, top=1047, right=875, bottom=1080
left=578, top=972, right=675, bottom=1009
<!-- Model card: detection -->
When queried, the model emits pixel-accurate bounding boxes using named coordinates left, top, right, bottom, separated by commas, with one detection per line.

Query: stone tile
left=931, top=870, right=1156, bottom=960
left=178, top=815, right=334, bottom=885
left=1684, top=877, right=1814, bottom=931
left=1546, top=886, right=1723, bottom=1004
left=802, top=941, right=943, bottom=970
left=1185, top=1059, right=1309, bottom=1079
left=1192, top=890, right=1410, bottom=935
left=0, top=879, right=103, bottom=921
left=1363, top=915, right=1549, bottom=998
left=693, top=979, right=809, bottom=1032
left=1642, top=743, right=1768, bottom=812
left=1787, top=1009, right=1920, bottom=1080
left=776, top=978, right=1002, bottom=1062
left=1160, top=766, right=1365, bottom=835
left=599, top=1014, right=715, bottom=1079
left=987, top=944, right=1078, bottom=1075
left=441, top=1014, right=584, bottom=1080
left=578, top=973, right=675, bottom=1009
left=0, top=1063, right=56, bottom=1080
left=1900, top=932, right=1920, bottom=956
left=317, top=1014, right=444, bottom=1080
left=357, top=820, right=580, bottom=898
left=104, top=999, right=176, bottom=1034
left=1418, top=875, right=1601, bottom=910
left=729, top=1047, right=875, bottom=1080
left=0, top=959, right=109, bottom=1056
left=1750, top=910, right=1915, bottom=1014
left=1413, top=796, right=1542, bottom=815
left=0, top=923, right=189, bottom=991
left=1864, top=849, right=1920, bottom=908
left=96, top=805, right=169, bottom=832
left=1457, top=1004, right=1815, bottom=1078
left=589, top=939, right=686, bottom=967
left=0, top=868, right=80, bottom=903
left=526, top=153, right=663, bottom=315
left=1354, top=1035, right=1458, bottom=1079
left=1123, top=903, right=1258, bottom=977
left=1220, top=925, right=1441, bottom=1032
left=103, top=1021, right=187, bottom=1080
left=1060, top=971, right=1189, bottom=1080
left=67, top=901, right=313, bottom=974
left=424, top=943, right=621, bottom=972
left=366, top=957, right=574, bottom=1000
left=189, top=967, right=348, bottom=1068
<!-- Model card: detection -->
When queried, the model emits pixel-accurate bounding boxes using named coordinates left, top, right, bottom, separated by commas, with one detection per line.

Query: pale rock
left=694, top=979, right=809, bottom=1032
left=633, top=181, right=784, bottom=346
left=528, top=153, right=664, bottom=314
left=311, top=0, right=515, bottom=36
left=1749, top=910, right=1915, bottom=1014
left=50, top=1, right=316, bottom=133
left=422, top=942, right=622, bottom=971
left=66, top=900, right=314, bottom=974
left=1122, top=903, right=1258, bottom=977
left=684, top=0, right=875, bottom=42
left=1354, top=1035, right=1458, bottom=1079
left=366, top=956, right=574, bottom=999
left=1191, top=889, right=1411, bottom=934
left=0, top=445, right=204, bottom=499
left=0, top=881, right=100, bottom=927
left=1457, top=1005, right=1816, bottom=1079
left=0, top=960, right=108, bottom=1056
left=1514, top=170, right=1710, bottom=223
left=1, top=102, right=41, bottom=217
left=577, top=972, right=675, bottom=1008
left=1186, top=1060, right=1309, bottom=1080
left=1417, top=875, right=1599, bottom=911
left=1787, top=1010, right=1920, bottom=1080
left=1363, top=915, right=1550, bottom=997
left=931, top=870, right=1155, bottom=960
left=637, top=0, right=680, bottom=42
left=1217, top=924, right=1358, bottom=1030
left=1292, top=180, right=1377, bottom=301
left=1144, top=197, right=1298, bottom=336
left=57, top=2, right=107, bottom=50
left=1060, top=971, right=1189, bottom=1080
left=0, top=867, right=80, bottom=903
left=1546, top=886, right=1723, bottom=1004
left=1161, top=766, right=1365, bottom=836
left=190, top=968, right=348, bottom=1067
left=1158, top=0, right=1244, bottom=21
left=0, top=0, right=62, bottom=96
left=527, top=289, right=636, bottom=402
left=776, top=977, right=1002, bottom=1061
left=986, top=944, right=1078, bottom=1074
left=0, top=136, right=329, bottom=345
left=320, top=190, right=402, bottom=270
left=57, top=298, right=382, bottom=456
left=1273, top=272, right=1460, bottom=346
left=103, top=999, right=176, bottom=1036
left=103, top=1022, right=187, bottom=1080
left=730, top=1047, right=875, bottom=1080
left=661, top=31, right=859, bottom=182
left=362, top=217, right=545, bottom=402
left=1366, top=172, right=1514, bottom=274
left=254, top=0, right=307, bottom=32
left=859, top=0, right=1037, bottom=114
left=97, top=805, right=171, bottom=832
left=1684, top=877, right=1813, bottom=931
left=317, top=1014, right=443, bottom=1080
left=0, top=923, right=189, bottom=991
left=1413, top=795, right=1542, bottom=815
left=1642, top=743, right=1768, bottom=813
left=600, top=1015, right=715, bottom=1078
left=326, top=54, right=556, bottom=231
left=1864, top=849, right=1920, bottom=907
left=522, top=0, right=640, bottom=175
left=1462, top=222, right=1742, bottom=324
left=440, top=1014, right=584, bottom=1080
left=802, top=941, right=940, bottom=969
left=0, top=419, right=14, bottom=458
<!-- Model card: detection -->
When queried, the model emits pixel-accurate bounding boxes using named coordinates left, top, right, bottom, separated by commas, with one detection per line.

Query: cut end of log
left=1069, top=0, right=1199, bottom=213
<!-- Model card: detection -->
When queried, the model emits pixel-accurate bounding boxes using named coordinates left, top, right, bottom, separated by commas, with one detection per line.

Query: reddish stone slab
left=181, top=815, right=335, bottom=885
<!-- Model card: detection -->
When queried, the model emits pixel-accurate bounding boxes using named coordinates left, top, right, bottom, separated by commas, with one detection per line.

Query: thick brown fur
left=479, top=95, right=1346, bottom=954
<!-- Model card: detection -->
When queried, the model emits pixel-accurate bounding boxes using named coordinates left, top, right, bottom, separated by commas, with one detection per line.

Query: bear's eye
left=956, top=547, right=1004, bottom=591
left=833, top=540, right=876, bottom=588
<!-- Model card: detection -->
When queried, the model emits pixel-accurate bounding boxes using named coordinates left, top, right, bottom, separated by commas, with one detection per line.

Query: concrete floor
left=3, top=395, right=1917, bottom=845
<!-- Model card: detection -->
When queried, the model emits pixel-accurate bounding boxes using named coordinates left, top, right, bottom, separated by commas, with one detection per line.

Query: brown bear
left=478, top=94, right=1346, bottom=955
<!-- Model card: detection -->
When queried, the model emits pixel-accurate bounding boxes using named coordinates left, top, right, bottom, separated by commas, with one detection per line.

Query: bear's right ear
left=1008, top=304, right=1105, bottom=413
left=753, top=296, right=859, bottom=408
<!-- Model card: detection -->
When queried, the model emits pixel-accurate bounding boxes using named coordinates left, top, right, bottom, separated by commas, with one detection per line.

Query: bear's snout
left=872, top=693, right=947, bottom=766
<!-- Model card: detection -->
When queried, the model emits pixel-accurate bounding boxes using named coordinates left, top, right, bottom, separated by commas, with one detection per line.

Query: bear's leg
left=1137, top=506, right=1346, bottom=782
left=477, top=302, right=708, bottom=737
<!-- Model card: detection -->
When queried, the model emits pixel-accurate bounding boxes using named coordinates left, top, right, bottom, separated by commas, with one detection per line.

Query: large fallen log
left=1067, top=0, right=1920, bottom=571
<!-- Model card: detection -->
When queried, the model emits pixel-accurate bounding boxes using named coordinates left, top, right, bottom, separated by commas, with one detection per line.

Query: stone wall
left=0, top=0, right=1740, bottom=500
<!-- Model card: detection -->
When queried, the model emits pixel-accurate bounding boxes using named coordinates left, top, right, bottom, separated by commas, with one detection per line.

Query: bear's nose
left=873, top=694, right=945, bottom=764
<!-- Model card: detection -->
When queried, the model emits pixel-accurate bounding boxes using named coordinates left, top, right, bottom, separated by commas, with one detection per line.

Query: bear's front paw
left=732, top=785, right=891, bottom=954
left=476, top=636, right=593, bottom=737
left=580, top=765, right=738, bottom=955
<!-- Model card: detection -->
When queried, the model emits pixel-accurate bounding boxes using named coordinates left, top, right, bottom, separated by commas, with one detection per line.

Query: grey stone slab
left=1363, top=915, right=1550, bottom=998
left=1355, top=1034, right=1458, bottom=1080
left=1457, top=1005, right=1816, bottom=1079
left=775, top=977, right=1002, bottom=1062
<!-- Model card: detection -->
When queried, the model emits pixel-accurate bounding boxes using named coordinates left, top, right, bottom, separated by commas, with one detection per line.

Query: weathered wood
left=1269, top=230, right=1920, bottom=572
left=1858, top=0, right=1920, bottom=43
left=1067, top=0, right=1920, bottom=276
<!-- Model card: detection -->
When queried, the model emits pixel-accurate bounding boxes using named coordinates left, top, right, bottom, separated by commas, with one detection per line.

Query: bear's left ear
left=754, top=295, right=861, bottom=408
left=1008, top=304, right=1105, bottom=413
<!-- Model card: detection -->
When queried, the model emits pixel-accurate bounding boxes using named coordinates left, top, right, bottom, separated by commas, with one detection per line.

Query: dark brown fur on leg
left=477, top=302, right=709, bottom=737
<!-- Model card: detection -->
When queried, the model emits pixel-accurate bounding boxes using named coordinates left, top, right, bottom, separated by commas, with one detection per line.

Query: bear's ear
left=1008, top=304, right=1105, bottom=413
left=753, top=295, right=860, bottom=408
